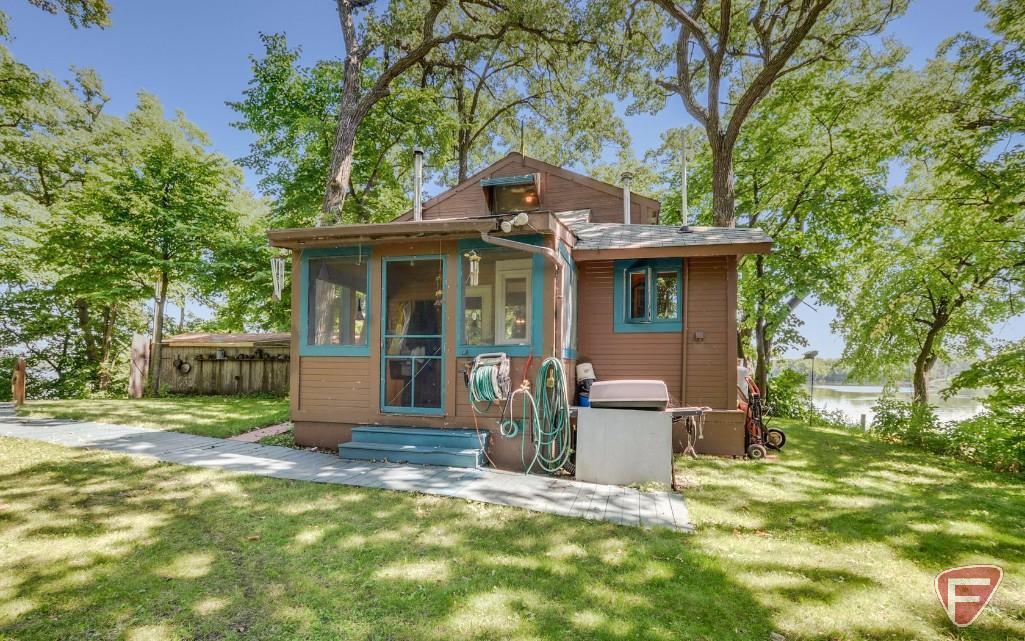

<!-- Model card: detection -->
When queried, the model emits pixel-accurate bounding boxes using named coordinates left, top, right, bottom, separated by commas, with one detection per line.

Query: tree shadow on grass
left=675, top=421, right=1025, bottom=640
left=0, top=439, right=773, bottom=641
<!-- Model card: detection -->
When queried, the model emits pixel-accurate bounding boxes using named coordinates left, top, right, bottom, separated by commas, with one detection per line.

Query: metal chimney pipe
left=621, top=171, right=634, bottom=224
left=413, top=148, right=424, bottom=221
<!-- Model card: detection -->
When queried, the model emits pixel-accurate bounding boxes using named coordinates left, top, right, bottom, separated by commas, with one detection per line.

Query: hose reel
left=467, top=352, right=572, bottom=475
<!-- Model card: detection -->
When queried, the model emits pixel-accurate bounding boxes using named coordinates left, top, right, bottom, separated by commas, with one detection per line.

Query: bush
left=869, top=396, right=1024, bottom=475
left=766, top=369, right=814, bottom=420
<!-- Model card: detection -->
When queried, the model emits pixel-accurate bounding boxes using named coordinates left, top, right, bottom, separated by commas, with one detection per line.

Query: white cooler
left=575, top=407, right=673, bottom=486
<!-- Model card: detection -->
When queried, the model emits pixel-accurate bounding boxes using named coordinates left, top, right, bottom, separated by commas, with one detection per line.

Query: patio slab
left=0, top=412, right=692, bottom=531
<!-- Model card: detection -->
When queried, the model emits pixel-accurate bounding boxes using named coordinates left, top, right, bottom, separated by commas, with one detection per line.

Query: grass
left=257, top=428, right=298, bottom=448
left=15, top=396, right=289, bottom=438
left=0, top=421, right=1022, bottom=640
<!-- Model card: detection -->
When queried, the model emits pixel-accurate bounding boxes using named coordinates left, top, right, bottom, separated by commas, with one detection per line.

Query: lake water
left=811, top=384, right=985, bottom=424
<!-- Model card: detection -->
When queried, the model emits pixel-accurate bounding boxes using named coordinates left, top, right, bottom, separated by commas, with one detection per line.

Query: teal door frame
left=380, top=254, right=447, bottom=415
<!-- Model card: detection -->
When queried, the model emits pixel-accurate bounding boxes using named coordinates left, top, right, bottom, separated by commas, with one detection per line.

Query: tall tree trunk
left=98, top=304, right=116, bottom=391
left=321, top=23, right=366, bottom=226
left=913, top=312, right=949, bottom=405
left=457, top=135, right=470, bottom=183
left=74, top=299, right=99, bottom=364
left=755, top=317, right=771, bottom=401
left=710, top=138, right=736, bottom=227
left=322, top=110, right=359, bottom=225
left=149, top=273, right=168, bottom=396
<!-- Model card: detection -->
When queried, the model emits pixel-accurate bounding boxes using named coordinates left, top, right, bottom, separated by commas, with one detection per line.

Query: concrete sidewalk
left=0, top=409, right=692, bottom=531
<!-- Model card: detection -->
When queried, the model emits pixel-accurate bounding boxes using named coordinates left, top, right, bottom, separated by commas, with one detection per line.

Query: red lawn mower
left=737, top=376, right=787, bottom=459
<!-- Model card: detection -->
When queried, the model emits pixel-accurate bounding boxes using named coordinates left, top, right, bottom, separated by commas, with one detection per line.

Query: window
left=495, top=260, right=531, bottom=344
left=303, top=252, right=370, bottom=354
left=613, top=259, right=683, bottom=333
left=460, top=251, right=533, bottom=348
left=481, top=174, right=541, bottom=214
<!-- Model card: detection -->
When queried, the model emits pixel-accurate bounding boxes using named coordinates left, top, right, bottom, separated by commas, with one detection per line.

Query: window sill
left=457, top=344, right=533, bottom=357
left=613, top=320, right=683, bottom=334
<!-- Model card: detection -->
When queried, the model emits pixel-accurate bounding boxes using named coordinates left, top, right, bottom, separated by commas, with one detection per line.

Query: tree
left=56, top=94, right=243, bottom=394
left=231, top=33, right=454, bottom=227
left=728, top=52, right=901, bottom=397
left=837, top=0, right=1025, bottom=404
left=421, top=19, right=625, bottom=183
left=0, top=0, right=110, bottom=37
left=610, top=0, right=905, bottom=226
left=321, top=0, right=575, bottom=224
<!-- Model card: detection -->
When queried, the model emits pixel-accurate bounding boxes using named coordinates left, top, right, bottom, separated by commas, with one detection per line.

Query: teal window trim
left=380, top=254, right=447, bottom=416
left=613, top=258, right=683, bottom=333
left=558, top=241, right=577, bottom=360
left=456, top=235, right=544, bottom=357
left=299, top=246, right=372, bottom=356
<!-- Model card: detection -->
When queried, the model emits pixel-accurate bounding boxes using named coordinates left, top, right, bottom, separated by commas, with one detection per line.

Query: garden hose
left=468, top=356, right=572, bottom=474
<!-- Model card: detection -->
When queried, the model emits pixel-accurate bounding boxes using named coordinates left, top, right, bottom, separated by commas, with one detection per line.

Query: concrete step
left=0, top=403, right=15, bottom=418
left=351, top=425, right=487, bottom=450
left=338, top=441, right=484, bottom=468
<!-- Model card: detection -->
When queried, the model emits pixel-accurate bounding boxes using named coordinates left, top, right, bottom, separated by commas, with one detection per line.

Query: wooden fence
left=156, top=345, right=289, bottom=395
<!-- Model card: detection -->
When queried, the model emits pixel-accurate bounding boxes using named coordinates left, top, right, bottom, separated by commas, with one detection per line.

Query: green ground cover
left=15, top=397, right=288, bottom=438
left=0, top=420, right=1021, bottom=640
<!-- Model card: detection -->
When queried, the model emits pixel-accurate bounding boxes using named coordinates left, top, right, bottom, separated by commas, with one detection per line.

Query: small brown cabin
left=268, top=153, right=771, bottom=469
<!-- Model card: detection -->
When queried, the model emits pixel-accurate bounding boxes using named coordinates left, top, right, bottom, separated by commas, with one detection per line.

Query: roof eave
left=267, top=213, right=559, bottom=250
left=571, top=242, right=772, bottom=261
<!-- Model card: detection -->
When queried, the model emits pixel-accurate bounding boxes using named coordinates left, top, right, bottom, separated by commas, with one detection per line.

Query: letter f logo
left=935, top=565, right=1003, bottom=627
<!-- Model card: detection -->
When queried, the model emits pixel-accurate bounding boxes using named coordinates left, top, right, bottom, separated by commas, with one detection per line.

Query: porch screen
left=307, top=257, right=368, bottom=347
left=461, top=251, right=532, bottom=346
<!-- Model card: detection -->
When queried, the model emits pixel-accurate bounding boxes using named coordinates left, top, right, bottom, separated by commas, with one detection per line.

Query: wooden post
left=128, top=334, right=150, bottom=399
left=860, top=414, right=867, bottom=431
left=11, top=357, right=26, bottom=407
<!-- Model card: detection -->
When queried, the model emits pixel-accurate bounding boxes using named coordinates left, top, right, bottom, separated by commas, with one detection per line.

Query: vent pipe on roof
left=413, top=148, right=424, bottom=221
left=621, top=171, right=634, bottom=225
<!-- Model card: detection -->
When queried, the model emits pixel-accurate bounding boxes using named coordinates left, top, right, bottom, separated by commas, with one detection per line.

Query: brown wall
left=291, top=237, right=559, bottom=470
left=421, top=155, right=658, bottom=224
left=683, top=256, right=736, bottom=409
left=576, top=260, right=684, bottom=402
left=575, top=255, right=738, bottom=410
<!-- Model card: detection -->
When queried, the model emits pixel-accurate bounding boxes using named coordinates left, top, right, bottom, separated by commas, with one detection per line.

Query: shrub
left=869, top=396, right=1024, bottom=475
left=766, top=369, right=814, bottom=420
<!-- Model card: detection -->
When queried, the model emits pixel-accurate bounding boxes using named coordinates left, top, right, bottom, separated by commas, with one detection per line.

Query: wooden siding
left=576, top=261, right=683, bottom=402
left=421, top=154, right=658, bottom=224
left=683, top=256, right=733, bottom=409
left=156, top=345, right=289, bottom=395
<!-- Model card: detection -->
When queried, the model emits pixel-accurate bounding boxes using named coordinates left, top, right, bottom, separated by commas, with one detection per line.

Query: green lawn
left=0, top=421, right=1022, bottom=640
left=15, top=397, right=289, bottom=438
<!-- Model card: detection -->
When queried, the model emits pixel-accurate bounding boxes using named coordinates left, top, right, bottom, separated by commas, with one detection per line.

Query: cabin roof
left=393, top=152, right=662, bottom=222
left=569, top=221, right=773, bottom=251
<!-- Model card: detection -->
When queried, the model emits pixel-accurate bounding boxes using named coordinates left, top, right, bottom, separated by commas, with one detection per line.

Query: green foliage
left=0, top=0, right=110, bottom=38
left=836, top=3, right=1025, bottom=401
left=231, top=33, right=455, bottom=226
left=765, top=369, right=813, bottom=420
left=945, top=340, right=1025, bottom=414
left=869, top=396, right=1024, bottom=474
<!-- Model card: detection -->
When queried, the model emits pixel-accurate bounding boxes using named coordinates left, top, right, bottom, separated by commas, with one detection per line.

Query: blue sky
left=6, top=1, right=1020, bottom=354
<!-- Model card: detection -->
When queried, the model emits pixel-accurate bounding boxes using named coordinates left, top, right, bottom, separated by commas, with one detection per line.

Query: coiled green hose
left=468, top=356, right=572, bottom=474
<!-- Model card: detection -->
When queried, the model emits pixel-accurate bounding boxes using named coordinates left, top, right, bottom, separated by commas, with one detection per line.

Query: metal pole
left=810, top=356, right=815, bottom=402
left=681, top=129, right=688, bottom=227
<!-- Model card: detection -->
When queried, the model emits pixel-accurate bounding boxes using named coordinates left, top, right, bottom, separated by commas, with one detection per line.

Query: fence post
left=11, top=357, right=26, bottom=407
left=128, top=334, right=150, bottom=399
left=860, top=413, right=867, bottom=431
